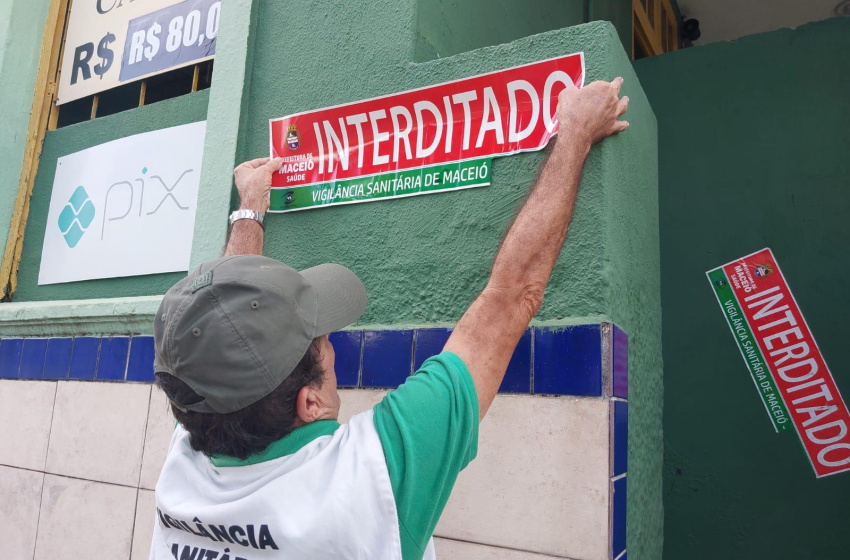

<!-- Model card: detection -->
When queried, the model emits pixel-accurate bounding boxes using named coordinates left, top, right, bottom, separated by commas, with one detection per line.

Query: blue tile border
left=501, top=329, right=532, bottom=393
left=18, top=338, right=48, bottom=380
left=328, top=331, right=362, bottom=387
left=43, top=338, right=73, bottom=380
left=534, top=325, right=602, bottom=396
left=414, top=328, right=452, bottom=371
left=68, top=337, right=99, bottom=380
left=0, top=338, right=24, bottom=378
left=127, top=336, right=156, bottom=382
left=613, top=400, right=628, bottom=477
left=613, top=325, right=628, bottom=399
left=96, top=337, right=130, bottom=381
left=362, top=330, right=414, bottom=388
left=0, top=322, right=624, bottom=395
left=612, top=476, right=627, bottom=558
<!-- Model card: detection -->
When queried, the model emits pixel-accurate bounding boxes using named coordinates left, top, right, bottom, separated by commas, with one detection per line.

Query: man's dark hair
left=155, top=339, right=325, bottom=460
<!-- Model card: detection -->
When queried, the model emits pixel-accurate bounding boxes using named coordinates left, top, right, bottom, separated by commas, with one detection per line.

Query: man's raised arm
left=444, top=78, right=629, bottom=420
left=224, top=157, right=282, bottom=256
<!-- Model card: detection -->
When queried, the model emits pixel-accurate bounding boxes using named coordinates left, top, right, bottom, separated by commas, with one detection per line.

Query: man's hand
left=556, top=77, right=629, bottom=147
left=444, top=78, right=629, bottom=420
left=225, top=157, right=282, bottom=257
left=233, top=157, right=282, bottom=213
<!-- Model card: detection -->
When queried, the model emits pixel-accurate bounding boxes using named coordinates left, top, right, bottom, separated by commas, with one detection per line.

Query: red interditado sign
left=710, top=249, right=850, bottom=477
left=269, top=53, right=584, bottom=189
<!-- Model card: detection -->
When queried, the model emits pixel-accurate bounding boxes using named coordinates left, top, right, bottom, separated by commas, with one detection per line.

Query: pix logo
left=57, top=186, right=96, bottom=248
left=56, top=167, right=193, bottom=248
left=100, top=166, right=192, bottom=240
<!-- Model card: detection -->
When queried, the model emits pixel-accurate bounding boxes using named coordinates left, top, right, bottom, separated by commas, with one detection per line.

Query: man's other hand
left=556, top=77, right=630, bottom=147
left=233, top=157, right=283, bottom=214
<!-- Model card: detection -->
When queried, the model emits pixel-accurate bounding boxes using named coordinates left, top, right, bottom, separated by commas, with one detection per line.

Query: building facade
left=1, top=0, right=846, bottom=559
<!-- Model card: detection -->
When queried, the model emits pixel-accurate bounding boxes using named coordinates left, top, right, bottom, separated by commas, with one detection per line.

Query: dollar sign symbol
left=145, top=22, right=161, bottom=61
left=94, top=31, right=116, bottom=79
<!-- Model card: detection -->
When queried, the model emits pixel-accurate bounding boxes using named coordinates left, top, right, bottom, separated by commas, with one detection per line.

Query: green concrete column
left=188, top=0, right=260, bottom=268
left=0, top=0, right=52, bottom=253
left=244, top=2, right=662, bottom=555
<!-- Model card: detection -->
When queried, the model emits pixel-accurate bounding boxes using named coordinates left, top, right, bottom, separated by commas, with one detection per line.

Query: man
left=150, top=77, right=629, bottom=560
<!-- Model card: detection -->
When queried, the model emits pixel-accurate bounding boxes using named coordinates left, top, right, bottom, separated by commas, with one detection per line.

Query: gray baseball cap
left=153, top=255, right=367, bottom=414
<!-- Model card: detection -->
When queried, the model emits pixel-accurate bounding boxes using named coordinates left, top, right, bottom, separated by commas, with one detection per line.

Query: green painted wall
left=415, top=0, right=632, bottom=62
left=11, top=0, right=635, bottom=304
left=589, top=0, right=632, bottom=58
left=15, top=90, right=210, bottom=301
left=245, top=1, right=662, bottom=555
left=247, top=0, right=600, bottom=326
left=601, top=39, right=662, bottom=560
left=635, top=17, right=850, bottom=559
left=245, top=4, right=648, bottom=327
left=414, top=0, right=585, bottom=61
left=189, top=0, right=259, bottom=269
left=0, top=0, right=51, bottom=255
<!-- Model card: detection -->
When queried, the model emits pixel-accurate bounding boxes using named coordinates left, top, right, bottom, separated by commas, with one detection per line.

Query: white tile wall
left=339, top=388, right=387, bottom=423
left=34, top=475, right=138, bottom=560
left=4, top=383, right=615, bottom=560
left=140, top=389, right=175, bottom=490
left=131, top=489, right=157, bottom=560
left=436, top=395, right=611, bottom=560
left=0, top=380, right=56, bottom=470
left=46, top=381, right=151, bottom=486
left=0, top=465, right=44, bottom=560
left=434, top=537, right=579, bottom=559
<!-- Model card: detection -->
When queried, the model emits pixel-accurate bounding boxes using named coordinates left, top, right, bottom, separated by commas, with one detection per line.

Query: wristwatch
left=228, top=209, right=265, bottom=229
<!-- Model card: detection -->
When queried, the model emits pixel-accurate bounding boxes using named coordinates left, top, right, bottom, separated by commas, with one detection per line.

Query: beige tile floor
left=0, top=465, right=43, bottom=560
left=436, top=395, right=611, bottom=560
left=0, top=380, right=56, bottom=470
left=139, top=389, right=175, bottom=490
left=45, top=382, right=151, bottom=486
left=34, top=474, right=138, bottom=560
left=434, top=537, right=582, bottom=559
left=2, top=381, right=613, bottom=559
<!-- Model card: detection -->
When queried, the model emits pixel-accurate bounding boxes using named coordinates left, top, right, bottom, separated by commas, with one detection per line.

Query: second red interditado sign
left=709, top=249, right=850, bottom=477
left=268, top=53, right=584, bottom=212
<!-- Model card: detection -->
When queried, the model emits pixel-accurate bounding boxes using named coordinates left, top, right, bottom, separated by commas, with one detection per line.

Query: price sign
left=57, top=0, right=218, bottom=105
left=120, top=0, right=220, bottom=82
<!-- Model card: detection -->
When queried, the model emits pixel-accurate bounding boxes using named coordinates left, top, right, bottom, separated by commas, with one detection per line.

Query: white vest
left=150, top=410, right=436, bottom=560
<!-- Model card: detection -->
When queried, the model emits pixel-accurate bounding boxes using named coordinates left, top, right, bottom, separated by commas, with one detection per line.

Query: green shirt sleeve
left=372, top=351, right=479, bottom=560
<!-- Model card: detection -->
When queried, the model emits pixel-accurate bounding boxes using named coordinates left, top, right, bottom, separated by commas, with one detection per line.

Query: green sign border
left=269, top=158, right=492, bottom=213
left=707, top=268, right=792, bottom=432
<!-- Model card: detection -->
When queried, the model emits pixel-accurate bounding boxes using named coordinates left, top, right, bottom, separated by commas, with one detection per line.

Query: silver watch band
left=229, top=209, right=265, bottom=229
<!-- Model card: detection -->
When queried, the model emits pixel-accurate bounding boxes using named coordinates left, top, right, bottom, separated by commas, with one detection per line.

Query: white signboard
left=57, top=0, right=219, bottom=105
left=39, top=121, right=206, bottom=285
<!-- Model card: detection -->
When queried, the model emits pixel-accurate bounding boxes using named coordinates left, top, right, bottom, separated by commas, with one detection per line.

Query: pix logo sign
left=56, top=167, right=194, bottom=248
left=40, top=121, right=205, bottom=286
